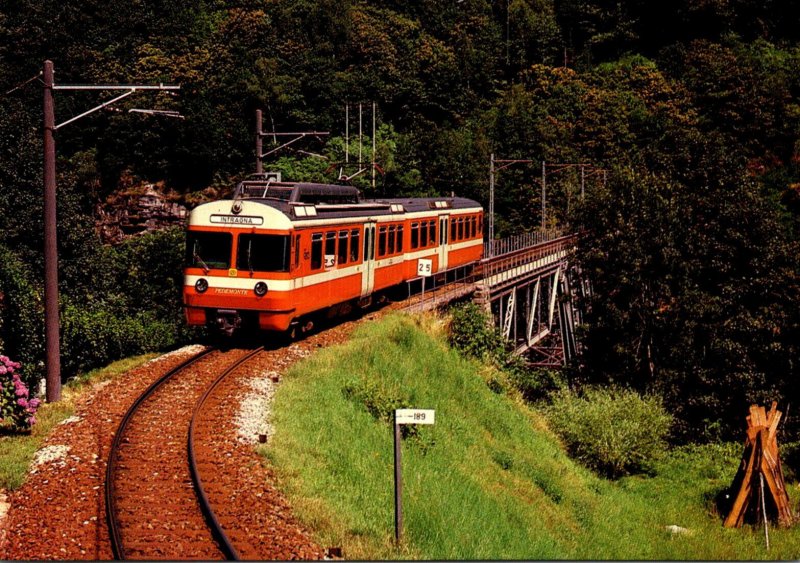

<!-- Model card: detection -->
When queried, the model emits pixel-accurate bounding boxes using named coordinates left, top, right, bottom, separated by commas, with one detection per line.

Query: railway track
left=105, top=346, right=263, bottom=560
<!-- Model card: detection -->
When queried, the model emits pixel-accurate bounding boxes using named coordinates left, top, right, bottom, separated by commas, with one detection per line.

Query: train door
left=438, top=215, right=449, bottom=271
left=361, top=222, right=377, bottom=297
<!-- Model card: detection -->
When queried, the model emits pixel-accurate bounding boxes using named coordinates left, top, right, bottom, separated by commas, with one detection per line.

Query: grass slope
left=266, top=313, right=800, bottom=560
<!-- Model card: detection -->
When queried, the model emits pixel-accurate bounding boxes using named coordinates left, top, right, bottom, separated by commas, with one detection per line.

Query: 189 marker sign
left=393, top=408, right=436, bottom=544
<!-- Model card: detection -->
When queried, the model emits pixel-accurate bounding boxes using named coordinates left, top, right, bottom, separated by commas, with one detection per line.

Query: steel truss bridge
left=404, top=231, right=583, bottom=368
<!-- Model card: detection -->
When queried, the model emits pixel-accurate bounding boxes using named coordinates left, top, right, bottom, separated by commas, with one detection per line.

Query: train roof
left=223, top=179, right=482, bottom=221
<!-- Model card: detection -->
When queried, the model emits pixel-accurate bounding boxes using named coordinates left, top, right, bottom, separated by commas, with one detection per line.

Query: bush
left=0, top=244, right=45, bottom=387
left=0, top=355, right=40, bottom=431
left=507, top=362, right=566, bottom=402
left=545, top=386, right=672, bottom=478
left=449, top=303, right=507, bottom=364
left=60, top=303, right=181, bottom=376
left=342, top=377, right=410, bottom=425
left=449, top=303, right=566, bottom=402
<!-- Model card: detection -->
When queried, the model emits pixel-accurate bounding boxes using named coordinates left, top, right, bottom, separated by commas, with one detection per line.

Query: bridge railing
left=480, top=234, right=576, bottom=285
left=483, top=229, right=563, bottom=259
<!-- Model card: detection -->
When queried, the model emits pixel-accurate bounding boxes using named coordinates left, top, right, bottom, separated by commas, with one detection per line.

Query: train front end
left=182, top=199, right=295, bottom=336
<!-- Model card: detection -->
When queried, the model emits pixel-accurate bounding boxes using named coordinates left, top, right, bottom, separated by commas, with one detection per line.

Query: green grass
left=265, top=312, right=800, bottom=560
left=0, top=353, right=158, bottom=490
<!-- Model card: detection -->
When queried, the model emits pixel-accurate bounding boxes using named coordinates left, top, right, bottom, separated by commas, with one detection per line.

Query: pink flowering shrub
left=0, top=355, right=40, bottom=430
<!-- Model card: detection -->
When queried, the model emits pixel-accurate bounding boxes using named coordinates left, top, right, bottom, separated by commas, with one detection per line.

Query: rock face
left=96, top=183, right=187, bottom=244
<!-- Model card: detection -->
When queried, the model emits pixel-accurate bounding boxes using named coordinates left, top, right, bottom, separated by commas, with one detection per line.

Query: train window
left=397, top=225, right=404, bottom=252
left=429, top=221, right=436, bottom=246
left=388, top=225, right=396, bottom=255
left=420, top=222, right=428, bottom=247
left=451, top=220, right=457, bottom=241
left=458, top=218, right=464, bottom=240
left=366, top=225, right=376, bottom=260
left=363, top=226, right=373, bottom=261
left=411, top=223, right=419, bottom=249
left=378, top=226, right=387, bottom=257
left=325, top=232, right=336, bottom=267
left=237, top=234, right=291, bottom=272
left=478, top=215, right=483, bottom=234
left=311, top=233, right=323, bottom=270
left=471, top=216, right=477, bottom=238
left=186, top=231, right=232, bottom=269
left=350, top=229, right=360, bottom=262
left=338, top=231, right=349, bottom=266
left=293, top=235, right=301, bottom=269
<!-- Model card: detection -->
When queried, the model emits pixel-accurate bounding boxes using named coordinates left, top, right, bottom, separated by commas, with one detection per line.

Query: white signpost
left=417, top=259, right=433, bottom=302
left=393, top=408, right=435, bottom=544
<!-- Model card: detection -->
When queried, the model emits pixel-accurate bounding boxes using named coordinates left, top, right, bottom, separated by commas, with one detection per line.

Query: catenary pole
left=43, top=60, right=61, bottom=402
left=255, top=109, right=263, bottom=174
left=41, top=60, right=180, bottom=402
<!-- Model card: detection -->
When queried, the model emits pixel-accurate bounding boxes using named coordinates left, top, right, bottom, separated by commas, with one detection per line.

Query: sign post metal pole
left=393, top=411, right=404, bottom=544
left=393, top=408, right=435, bottom=545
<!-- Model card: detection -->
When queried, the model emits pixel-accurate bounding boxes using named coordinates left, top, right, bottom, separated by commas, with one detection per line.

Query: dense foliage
left=545, top=386, right=672, bottom=478
left=0, top=1, right=798, bottom=443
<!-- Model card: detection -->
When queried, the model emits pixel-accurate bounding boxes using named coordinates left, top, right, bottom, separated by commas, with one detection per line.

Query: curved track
left=105, top=347, right=263, bottom=560
left=188, top=347, right=263, bottom=560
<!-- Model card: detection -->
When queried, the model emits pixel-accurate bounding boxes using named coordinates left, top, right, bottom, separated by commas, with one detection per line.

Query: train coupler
left=213, top=309, right=242, bottom=337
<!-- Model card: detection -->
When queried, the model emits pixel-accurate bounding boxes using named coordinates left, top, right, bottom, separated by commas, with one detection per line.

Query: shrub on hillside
left=342, top=378, right=410, bottom=424
left=507, top=361, right=566, bottom=402
left=448, top=303, right=507, bottom=364
left=545, top=386, right=672, bottom=478
left=449, top=303, right=566, bottom=402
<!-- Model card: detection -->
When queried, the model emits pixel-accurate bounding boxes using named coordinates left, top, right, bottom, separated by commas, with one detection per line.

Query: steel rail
left=105, top=347, right=215, bottom=560
left=188, top=346, right=265, bottom=561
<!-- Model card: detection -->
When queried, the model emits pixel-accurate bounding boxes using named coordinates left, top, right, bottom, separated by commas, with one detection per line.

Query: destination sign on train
left=209, top=214, right=264, bottom=226
left=395, top=409, right=435, bottom=425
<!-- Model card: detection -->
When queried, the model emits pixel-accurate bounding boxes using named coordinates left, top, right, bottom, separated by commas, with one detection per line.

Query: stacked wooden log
left=723, top=402, right=794, bottom=528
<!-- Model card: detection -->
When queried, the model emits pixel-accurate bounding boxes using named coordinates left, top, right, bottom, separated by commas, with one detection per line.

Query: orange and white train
left=183, top=176, right=484, bottom=335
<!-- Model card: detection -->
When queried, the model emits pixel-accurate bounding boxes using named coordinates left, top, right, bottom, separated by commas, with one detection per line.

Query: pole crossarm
left=582, top=168, right=606, bottom=179
left=53, top=84, right=180, bottom=91
left=53, top=83, right=181, bottom=130
left=495, top=158, right=533, bottom=172
left=55, top=90, right=135, bottom=130
left=258, top=132, right=330, bottom=160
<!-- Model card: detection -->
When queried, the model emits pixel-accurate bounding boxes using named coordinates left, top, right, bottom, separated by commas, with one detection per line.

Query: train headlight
left=195, top=278, right=209, bottom=294
left=254, top=281, right=268, bottom=297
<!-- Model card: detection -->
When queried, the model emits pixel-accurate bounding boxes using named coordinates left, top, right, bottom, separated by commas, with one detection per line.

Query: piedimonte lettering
left=214, top=288, right=250, bottom=295
left=209, top=214, right=264, bottom=226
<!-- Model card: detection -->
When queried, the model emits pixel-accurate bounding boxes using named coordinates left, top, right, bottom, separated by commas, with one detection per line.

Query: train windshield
left=186, top=231, right=232, bottom=269
left=236, top=234, right=291, bottom=272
